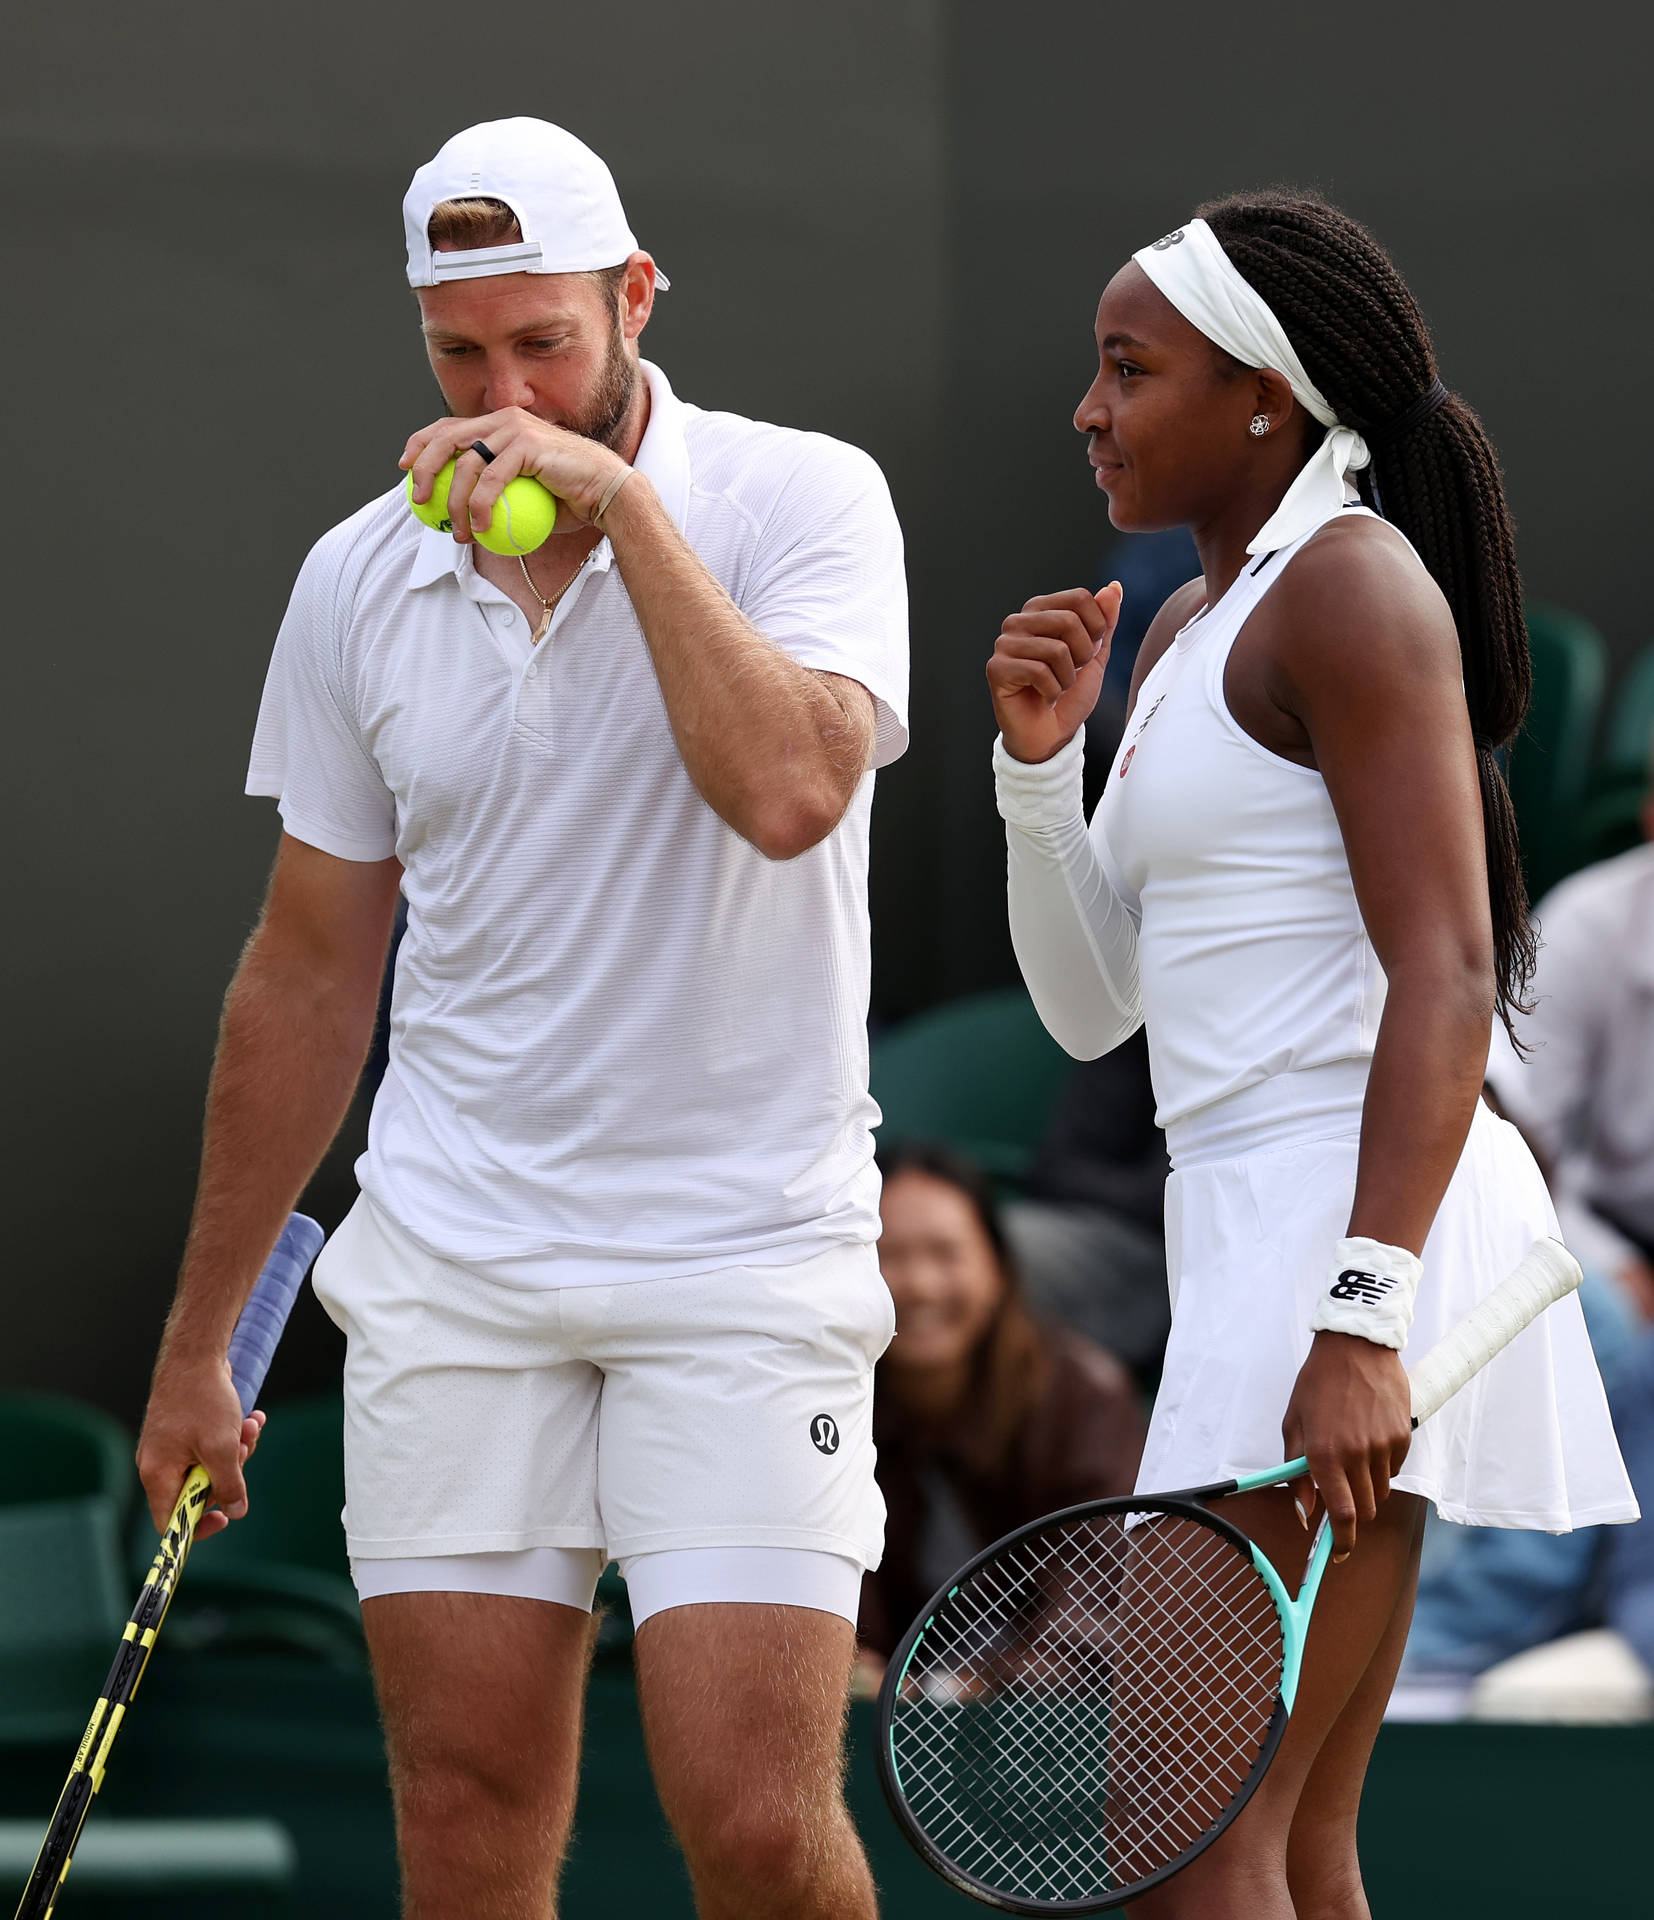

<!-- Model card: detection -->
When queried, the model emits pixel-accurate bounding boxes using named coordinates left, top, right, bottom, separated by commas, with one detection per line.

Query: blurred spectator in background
left=1004, top=1029, right=1171, bottom=1382
left=1485, top=726, right=1654, bottom=1311
left=1601, top=1327, right=1654, bottom=1683
left=1389, top=1259, right=1642, bottom=1719
left=858, top=1144, right=1145, bottom=1678
left=1393, top=730, right=1654, bottom=1719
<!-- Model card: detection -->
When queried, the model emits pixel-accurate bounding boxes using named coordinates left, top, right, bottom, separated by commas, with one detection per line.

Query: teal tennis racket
left=876, top=1236, right=1583, bottom=1913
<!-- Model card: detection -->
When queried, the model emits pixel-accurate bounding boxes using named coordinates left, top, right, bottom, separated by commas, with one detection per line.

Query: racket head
left=876, top=1493, right=1291, bottom=1915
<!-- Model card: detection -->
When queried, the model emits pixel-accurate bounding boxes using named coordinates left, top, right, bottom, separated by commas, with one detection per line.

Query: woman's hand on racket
left=988, top=582, right=1122, bottom=764
left=1281, top=1331, right=1412, bottom=1562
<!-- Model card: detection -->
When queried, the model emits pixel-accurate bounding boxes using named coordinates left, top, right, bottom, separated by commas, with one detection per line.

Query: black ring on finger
left=470, top=439, right=497, bottom=464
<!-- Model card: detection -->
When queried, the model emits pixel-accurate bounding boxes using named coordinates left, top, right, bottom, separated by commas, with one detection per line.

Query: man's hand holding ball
left=400, top=406, right=633, bottom=548
left=986, top=582, right=1122, bottom=765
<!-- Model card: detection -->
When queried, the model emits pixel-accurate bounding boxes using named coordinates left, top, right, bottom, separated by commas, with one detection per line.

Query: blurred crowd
left=858, top=536, right=1654, bottom=1723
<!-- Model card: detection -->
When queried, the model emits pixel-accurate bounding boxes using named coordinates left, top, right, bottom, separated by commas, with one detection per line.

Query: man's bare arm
left=136, top=835, right=401, bottom=1532
left=402, top=409, right=881, bottom=860
left=603, top=474, right=876, bottom=857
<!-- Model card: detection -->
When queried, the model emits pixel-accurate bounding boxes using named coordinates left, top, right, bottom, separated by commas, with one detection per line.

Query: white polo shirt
left=248, top=360, right=908, bottom=1287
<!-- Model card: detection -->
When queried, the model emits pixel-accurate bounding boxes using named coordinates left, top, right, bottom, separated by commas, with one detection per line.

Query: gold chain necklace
left=520, top=550, right=589, bottom=644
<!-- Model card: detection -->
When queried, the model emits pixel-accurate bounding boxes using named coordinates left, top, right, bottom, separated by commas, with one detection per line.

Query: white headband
left=1133, top=218, right=1370, bottom=556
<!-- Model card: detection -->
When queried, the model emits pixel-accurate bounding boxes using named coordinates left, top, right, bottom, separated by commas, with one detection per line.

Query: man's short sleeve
left=741, top=437, right=910, bottom=768
left=246, top=532, right=399, bottom=862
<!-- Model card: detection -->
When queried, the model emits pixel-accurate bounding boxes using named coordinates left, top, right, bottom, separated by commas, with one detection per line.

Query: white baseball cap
left=403, top=118, right=669, bottom=290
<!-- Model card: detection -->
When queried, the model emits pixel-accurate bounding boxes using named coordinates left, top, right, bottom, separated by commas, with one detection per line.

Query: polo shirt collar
left=407, top=357, right=689, bottom=593
left=632, top=359, right=692, bottom=532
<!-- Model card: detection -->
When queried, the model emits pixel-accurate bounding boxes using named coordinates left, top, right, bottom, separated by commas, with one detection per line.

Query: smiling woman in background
left=857, top=1142, right=1146, bottom=1677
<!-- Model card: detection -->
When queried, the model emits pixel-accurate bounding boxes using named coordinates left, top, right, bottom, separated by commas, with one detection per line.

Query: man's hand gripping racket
left=877, top=1237, right=1582, bottom=1915
left=13, top=1214, right=325, bottom=1920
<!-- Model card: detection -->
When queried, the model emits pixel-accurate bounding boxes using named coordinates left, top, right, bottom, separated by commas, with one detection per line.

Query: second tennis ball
left=406, top=459, right=557, bottom=556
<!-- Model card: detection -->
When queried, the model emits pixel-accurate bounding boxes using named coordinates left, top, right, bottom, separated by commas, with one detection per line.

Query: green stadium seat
left=1568, top=779, right=1648, bottom=877
left=156, top=1560, right=368, bottom=1668
left=0, top=1393, right=134, bottom=1512
left=1509, top=603, right=1608, bottom=898
left=1596, top=644, right=1654, bottom=791
left=0, top=1396, right=135, bottom=1745
left=870, top=988, right=1076, bottom=1183
left=0, top=1499, right=131, bottom=1745
left=173, top=1396, right=350, bottom=1581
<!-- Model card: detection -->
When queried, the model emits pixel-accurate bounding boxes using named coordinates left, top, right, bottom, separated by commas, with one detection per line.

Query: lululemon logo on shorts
left=1151, top=229, right=1186, bottom=250
left=810, top=1415, right=840, bottom=1455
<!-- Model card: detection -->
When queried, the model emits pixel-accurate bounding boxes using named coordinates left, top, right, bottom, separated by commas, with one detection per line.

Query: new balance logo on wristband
left=1330, top=1269, right=1396, bottom=1304
left=1312, top=1238, right=1421, bottom=1348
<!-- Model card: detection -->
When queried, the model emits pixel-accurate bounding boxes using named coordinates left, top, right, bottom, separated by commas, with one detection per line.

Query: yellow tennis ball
left=476, top=476, right=557, bottom=556
left=406, top=458, right=457, bottom=534
left=405, top=460, right=557, bottom=555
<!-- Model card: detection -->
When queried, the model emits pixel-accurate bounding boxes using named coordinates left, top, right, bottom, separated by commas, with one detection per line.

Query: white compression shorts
left=350, top=1545, right=865, bottom=1628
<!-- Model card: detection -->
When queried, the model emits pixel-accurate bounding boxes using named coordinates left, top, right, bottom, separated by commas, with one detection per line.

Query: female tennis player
left=990, top=192, right=1636, bottom=1917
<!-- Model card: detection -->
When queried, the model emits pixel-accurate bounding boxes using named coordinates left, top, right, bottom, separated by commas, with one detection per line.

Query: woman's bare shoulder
left=1279, top=514, right=1455, bottom=644
left=1263, top=512, right=1462, bottom=698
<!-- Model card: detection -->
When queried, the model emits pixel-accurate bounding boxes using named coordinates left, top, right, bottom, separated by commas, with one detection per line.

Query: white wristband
left=992, top=730, right=1086, bottom=831
left=1309, top=1237, right=1422, bottom=1351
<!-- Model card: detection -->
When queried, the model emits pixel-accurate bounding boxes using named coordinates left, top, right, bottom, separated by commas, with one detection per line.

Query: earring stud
left=1249, top=415, right=1271, bottom=437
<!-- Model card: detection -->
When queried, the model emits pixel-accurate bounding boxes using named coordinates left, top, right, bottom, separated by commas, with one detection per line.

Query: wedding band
left=469, top=439, right=496, bottom=464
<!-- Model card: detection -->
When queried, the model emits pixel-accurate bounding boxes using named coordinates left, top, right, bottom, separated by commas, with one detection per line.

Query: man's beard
left=567, top=319, right=638, bottom=450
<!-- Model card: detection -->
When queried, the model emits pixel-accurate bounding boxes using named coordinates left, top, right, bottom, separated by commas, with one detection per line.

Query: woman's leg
left=1128, top=1487, right=1426, bottom=1919
left=1284, top=1496, right=1425, bottom=1919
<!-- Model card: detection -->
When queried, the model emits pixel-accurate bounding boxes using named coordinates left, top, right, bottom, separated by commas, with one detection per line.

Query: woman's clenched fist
left=987, top=583, right=1122, bottom=763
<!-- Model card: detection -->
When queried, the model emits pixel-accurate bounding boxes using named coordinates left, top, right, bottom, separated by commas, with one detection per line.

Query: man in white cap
left=137, top=118, right=907, bottom=1917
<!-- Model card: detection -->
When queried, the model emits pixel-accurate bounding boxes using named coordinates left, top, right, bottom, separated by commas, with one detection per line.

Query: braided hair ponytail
left=1195, top=189, right=1537, bottom=1040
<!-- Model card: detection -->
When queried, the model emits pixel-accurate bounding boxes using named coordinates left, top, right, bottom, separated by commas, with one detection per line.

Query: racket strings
left=888, top=1509, right=1285, bottom=1905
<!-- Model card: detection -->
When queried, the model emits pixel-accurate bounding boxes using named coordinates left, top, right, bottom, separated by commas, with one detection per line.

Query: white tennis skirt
left=1137, top=1098, right=1637, bottom=1530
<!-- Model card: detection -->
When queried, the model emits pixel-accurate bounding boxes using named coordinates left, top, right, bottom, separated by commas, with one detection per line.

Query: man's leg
left=633, top=1601, right=876, bottom=1920
left=363, top=1589, right=597, bottom=1920
left=584, top=1245, right=892, bottom=1915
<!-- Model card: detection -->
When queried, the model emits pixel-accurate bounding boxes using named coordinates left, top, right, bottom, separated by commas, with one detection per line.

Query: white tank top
left=1097, top=502, right=1390, bottom=1165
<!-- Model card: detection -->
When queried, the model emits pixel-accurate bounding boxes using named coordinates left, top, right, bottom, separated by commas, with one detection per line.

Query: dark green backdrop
left=4, top=1, right=1651, bottom=1417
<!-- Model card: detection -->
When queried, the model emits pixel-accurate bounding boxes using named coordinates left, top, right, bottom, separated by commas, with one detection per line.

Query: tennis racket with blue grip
left=876, top=1236, right=1584, bottom=1914
left=13, top=1212, right=326, bottom=1920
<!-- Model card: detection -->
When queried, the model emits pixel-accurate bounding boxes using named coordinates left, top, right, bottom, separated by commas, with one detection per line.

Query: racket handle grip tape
left=1407, top=1236, right=1582, bottom=1428
left=226, top=1213, right=325, bottom=1417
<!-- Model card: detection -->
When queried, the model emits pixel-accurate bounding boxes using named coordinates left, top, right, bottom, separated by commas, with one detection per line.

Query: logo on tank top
left=1118, top=694, right=1165, bottom=778
left=809, top=1415, right=841, bottom=1455
left=1150, top=230, right=1187, bottom=250
left=1330, top=1269, right=1397, bottom=1304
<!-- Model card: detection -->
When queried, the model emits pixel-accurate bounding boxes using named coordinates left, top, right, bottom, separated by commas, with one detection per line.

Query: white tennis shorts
left=311, top=1195, right=894, bottom=1593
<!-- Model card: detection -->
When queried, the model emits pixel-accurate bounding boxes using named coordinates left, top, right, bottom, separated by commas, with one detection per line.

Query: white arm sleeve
left=995, top=732, right=1143, bottom=1060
